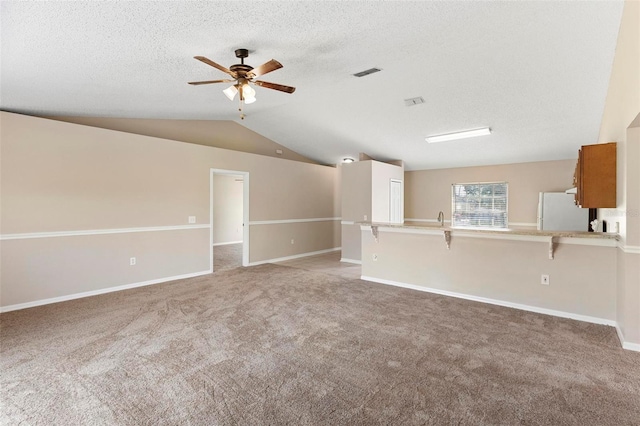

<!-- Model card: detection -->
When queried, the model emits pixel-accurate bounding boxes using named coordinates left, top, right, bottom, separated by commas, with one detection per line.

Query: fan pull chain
left=238, top=97, right=245, bottom=120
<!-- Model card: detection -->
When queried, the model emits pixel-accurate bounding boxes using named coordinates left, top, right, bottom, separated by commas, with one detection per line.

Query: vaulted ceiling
left=0, top=1, right=624, bottom=170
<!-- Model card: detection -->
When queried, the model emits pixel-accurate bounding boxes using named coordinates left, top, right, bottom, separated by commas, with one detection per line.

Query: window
left=451, top=182, right=508, bottom=229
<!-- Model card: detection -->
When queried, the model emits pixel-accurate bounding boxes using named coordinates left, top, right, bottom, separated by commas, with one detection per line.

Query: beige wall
left=249, top=221, right=341, bottom=263
left=621, top=125, right=640, bottom=247
left=598, top=0, right=640, bottom=146
left=340, top=161, right=372, bottom=222
left=405, top=160, right=577, bottom=226
left=1, top=117, right=210, bottom=233
left=596, top=0, right=640, bottom=348
left=340, top=160, right=404, bottom=262
left=0, top=112, right=340, bottom=309
left=340, top=224, right=362, bottom=263
left=1, top=230, right=210, bottom=307
left=616, top=250, right=640, bottom=345
left=212, top=174, right=244, bottom=245
left=45, top=116, right=317, bottom=164
left=598, top=0, right=640, bottom=248
left=251, top=158, right=339, bottom=221
left=361, top=228, right=617, bottom=323
left=340, top=161, right=372, bottom=262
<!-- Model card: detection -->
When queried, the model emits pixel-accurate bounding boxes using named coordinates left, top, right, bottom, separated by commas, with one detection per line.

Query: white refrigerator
left=537, top=192, right=589, bottom=231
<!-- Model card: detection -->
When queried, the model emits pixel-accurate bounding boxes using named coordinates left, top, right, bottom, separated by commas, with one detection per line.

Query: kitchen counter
left=359, top=221, right=618, bottom=260
left=362, top=221, right=619, bottom=240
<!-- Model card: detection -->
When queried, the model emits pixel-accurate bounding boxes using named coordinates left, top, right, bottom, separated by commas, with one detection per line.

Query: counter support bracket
left=549, top=237, right=558, bottom=260
left=444, top=230, right=451, bottom=250
left=371, top=226, right=379, bottom=243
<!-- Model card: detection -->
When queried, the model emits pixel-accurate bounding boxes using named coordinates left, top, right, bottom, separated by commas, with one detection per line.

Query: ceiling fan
left=189, top=48, right=295, bottom=119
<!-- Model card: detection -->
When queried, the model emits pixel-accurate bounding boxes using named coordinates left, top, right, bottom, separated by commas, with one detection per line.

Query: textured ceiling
left=0, top=1, right=624, bottom=170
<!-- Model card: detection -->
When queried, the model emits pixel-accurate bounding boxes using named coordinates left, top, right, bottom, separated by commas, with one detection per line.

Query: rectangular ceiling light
left=425, top=127, right=491, bottom=143
left=404, top=97, right=425, bottom=107
left=353, top=68, right=381, bottom=77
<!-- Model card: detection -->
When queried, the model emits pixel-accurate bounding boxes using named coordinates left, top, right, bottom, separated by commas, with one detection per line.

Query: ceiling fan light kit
left=189, top=48, right=295, bottom=119
left=223, top=85, right=238, bottom=100
left=425, top=127, right=492, bottom=143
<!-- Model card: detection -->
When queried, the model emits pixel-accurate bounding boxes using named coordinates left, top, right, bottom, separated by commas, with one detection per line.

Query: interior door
left=389, top=179, right=403, bottom=224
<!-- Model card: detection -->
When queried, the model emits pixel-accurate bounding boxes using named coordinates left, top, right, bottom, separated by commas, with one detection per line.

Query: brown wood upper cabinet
left=573, top=142, right=616, bottom=208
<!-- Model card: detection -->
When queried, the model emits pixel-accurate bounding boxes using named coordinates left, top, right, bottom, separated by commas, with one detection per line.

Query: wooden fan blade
left=194, top=56, right=234, bottom=76
left=254, top=80, right=296, bottom=94
left=248, top=59, right=282, bottom=78
left=188, top=79, right=233, bottom=85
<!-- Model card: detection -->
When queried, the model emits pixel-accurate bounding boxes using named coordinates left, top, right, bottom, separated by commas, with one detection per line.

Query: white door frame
left=210, top=168, right=250, bottom=270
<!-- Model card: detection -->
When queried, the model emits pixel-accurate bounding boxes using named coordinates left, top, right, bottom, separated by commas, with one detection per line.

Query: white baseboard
left=360, top=275, right=617, bottom=327
left=623, top=341, right=640, bottom=351
left=248, top=247, right=341, bottom=266
left=212, top=241, right=243, bottom=246
left=340, top=258, right=362, bottom=265
left=0, top=270, right=212, bottom=313
left=616, top=325, right=640, bottom=352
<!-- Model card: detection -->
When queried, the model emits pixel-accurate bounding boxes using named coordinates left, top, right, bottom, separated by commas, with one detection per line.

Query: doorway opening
left=210, top=169, right=249, bottom=271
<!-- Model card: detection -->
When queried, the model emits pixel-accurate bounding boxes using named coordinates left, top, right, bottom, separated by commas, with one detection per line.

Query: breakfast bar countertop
left=359, top=221, right=619, bottom=240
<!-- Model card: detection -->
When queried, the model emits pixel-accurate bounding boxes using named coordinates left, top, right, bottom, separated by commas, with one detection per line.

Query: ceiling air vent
left=353, top=68, right=381, bottom=77
left=404, top=97, right=425, bottom=107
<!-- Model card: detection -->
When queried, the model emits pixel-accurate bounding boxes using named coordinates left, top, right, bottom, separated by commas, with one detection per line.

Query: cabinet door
left=574, top=151, right=582, bottom=206
left=579, top=142, right=616, bottom=208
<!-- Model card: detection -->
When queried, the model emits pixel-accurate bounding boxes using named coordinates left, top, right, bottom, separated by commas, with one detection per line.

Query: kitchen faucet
left=437, top=211, right=444, bottom=226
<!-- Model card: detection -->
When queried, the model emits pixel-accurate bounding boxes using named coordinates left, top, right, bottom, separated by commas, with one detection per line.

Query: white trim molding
left=0, top=270, right=212, bottom=313
left=340, top=258, right=362, bottom=264
left=249, top=217, right=341, bottom=226
left=361, top=275, right=617, bottom=327
left=618, top=242, right=640, bottom=254
left=0, top=224, right=211, bottom=241
left=212, top=241, right=243, bottom=247
left=248, top=247, right=340, bottom=266
left=616, top=325, right=640, bottom=352
left=341, top=220, right=356, bottom=225
left=509, top=222, right=538, bottom=228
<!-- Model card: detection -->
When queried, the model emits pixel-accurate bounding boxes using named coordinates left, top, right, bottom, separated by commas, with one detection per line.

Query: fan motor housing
left=230, top=64, right=253, bottom=75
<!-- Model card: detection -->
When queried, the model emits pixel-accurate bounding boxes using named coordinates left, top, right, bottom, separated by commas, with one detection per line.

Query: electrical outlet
left=364, top=215, right=368, bottom=221
left=130, top=257, right=136, bottom=266
left=188, top=216, right=196, bottom=224
left=372, top=253, right=378, bottom=261
left=541, top=274, right=549, bottom=285
left=290, top=239, right=295, bottom=245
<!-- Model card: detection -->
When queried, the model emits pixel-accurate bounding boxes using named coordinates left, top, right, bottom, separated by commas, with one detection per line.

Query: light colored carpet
left=1, top=264, right=639, bottom=425
left=213, top=243, right=243, bottom=272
